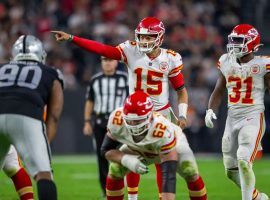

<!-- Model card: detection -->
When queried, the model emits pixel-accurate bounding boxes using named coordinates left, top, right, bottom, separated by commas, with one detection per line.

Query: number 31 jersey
left=107, top=107, right=180, bottom=157
left=0, top=61, right=64, bottom=120
left=218, top=53, right=270, bottom=117
left=117, top=41, right=184, bottom=111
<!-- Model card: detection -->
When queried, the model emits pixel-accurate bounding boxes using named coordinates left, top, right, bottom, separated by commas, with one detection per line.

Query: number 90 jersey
left=107, top=107, right=181, bottom=157
left=117, top=41, right=184, bottom=111
left=0, top=61, right=64, bottom=121
left=218, top=54, right=270, bottom=117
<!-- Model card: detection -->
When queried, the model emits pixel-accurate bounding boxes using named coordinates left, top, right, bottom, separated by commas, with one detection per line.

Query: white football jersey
left=117, top=41, right=183, bottom=111
left=107, top=107, right=180, bottom=157
left=218, top=54, right=270, bottom=117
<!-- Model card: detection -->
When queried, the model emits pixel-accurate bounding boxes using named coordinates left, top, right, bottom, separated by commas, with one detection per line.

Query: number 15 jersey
left=218, top=54, right=270, bottom=117
left=117, top=41, right=184, bottom=111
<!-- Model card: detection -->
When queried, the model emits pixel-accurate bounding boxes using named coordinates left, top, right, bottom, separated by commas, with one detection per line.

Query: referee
left=83, top=56, right=128, bottom=197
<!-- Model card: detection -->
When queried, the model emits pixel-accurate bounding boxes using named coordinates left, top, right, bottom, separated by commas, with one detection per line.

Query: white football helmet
left=12, top=35, right=47, bottom=64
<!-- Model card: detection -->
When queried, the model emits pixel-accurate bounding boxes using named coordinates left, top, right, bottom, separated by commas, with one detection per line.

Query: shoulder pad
left=107, top=108, right=124, bottom=136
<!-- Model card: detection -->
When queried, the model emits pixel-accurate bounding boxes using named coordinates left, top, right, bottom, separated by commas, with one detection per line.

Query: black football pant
left=93, top=122, right=109, bottom=196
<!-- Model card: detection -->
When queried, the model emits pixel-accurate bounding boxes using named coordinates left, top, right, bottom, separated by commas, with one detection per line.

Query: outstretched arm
left=51, top=31, right=122, bottom=60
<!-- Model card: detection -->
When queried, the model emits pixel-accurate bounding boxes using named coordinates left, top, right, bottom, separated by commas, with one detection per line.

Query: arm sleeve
left=100, top=133, right=122, bottom=157
left=72, top=36, right=122, bottom=60
left=168, top=52, right=184, bottom=89
left=161, top=160, right=178, bottom=193
left=169, top=72, right=185, bottom=90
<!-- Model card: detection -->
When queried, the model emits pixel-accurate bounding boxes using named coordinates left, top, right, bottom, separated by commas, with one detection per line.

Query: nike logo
left=247, top=118, right=253, bottom=121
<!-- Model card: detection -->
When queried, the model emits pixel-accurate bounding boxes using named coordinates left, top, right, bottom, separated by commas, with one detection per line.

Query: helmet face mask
left=135, top=17, right=165, bottom=53
left=135, top=34, right=159, bottom=53
left=123, top=91, right=154, bottom=137
left=12, top=35, right=47, bottom=64
left=123, top=113, right=152, bottom=136
left=227, top=35, right=248, bottom=58
left=226, top=24, right=261, bottom=58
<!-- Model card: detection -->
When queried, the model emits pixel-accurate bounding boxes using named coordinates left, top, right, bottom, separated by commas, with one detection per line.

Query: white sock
left=238, top=160, right=255, bottom=200
left=128, top=194, right=138, bottom=200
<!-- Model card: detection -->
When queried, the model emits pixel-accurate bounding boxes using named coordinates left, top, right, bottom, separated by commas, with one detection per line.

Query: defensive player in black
left=0, top=35, right=64, bottom=200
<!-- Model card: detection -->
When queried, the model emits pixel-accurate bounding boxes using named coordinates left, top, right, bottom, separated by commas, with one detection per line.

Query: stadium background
left=1, top=1, right=270, bottom=199
left=0, top=0, right=269, bottom=154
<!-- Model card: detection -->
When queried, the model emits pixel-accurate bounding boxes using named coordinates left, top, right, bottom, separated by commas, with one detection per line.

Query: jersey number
left=134, top=68, right=163, bottom=95
left=112, top=110, right=123, bottom=125
left=0, top=64, right=42, bottom=89
left=228, top=76, right=253, bottom=104
left=152, top=123, right=167, bottom=138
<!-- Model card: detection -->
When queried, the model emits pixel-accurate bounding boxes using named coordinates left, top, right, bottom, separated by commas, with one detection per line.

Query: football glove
left=205, top=109, right=217, bottom=128
left=121, top=154, right=149, bottom=174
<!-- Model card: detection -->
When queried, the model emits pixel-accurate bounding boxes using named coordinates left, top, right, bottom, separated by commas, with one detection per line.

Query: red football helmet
left=123, top=91, right=154, bottom=136
left=227, top=24, right=262, bottom=58
left=135, top=17, right=165, bottom=53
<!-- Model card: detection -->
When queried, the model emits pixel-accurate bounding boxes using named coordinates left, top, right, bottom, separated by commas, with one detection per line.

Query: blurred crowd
left=0, top=0, right=269, bottom=152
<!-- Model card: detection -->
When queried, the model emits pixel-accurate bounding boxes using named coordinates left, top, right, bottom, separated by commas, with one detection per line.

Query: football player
left=205, top=24, right=270, bottom=200
left=52, top=17, right=206, bottom=200
left=2, top=146, right=33, bottom=200
left=101, top=91, right=205, bottom=200
left=0, top=35, right=64, bottom=200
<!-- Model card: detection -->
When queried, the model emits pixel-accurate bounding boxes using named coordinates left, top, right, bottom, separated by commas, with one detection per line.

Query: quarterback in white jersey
left=52, top=17, right=206, bottom=200
left=52, top=17, right=188, bottom=127
left=101, top=91, right=206, bottom=200
left=205, top=24, right=270, bottom=200
left=117, top=40, right=183, bottom=112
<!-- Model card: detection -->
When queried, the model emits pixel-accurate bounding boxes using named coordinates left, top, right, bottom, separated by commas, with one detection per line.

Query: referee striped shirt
left=86, top=70, right=129, bottom=115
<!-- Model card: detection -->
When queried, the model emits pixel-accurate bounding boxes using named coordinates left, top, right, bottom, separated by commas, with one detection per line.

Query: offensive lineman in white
left=205, top=24, right=270, bottom=200
left=100, top=91, right=204, bottom=200
left=52, top=17, right=207, bottom=200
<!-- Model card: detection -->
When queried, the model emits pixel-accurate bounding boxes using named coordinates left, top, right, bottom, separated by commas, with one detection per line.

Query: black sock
left=37, top=179, right=57, bottom=200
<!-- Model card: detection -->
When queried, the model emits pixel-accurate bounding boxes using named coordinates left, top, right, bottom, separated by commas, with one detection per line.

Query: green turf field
left=1, top=155, right=269, bottom=200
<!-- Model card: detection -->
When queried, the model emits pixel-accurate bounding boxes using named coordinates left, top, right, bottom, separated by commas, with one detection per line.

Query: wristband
left=68, top=34, right=74, bottom=41
left=178, top=103, right=188, bottom=119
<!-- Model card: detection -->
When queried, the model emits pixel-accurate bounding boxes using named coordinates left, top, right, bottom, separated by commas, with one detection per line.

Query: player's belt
left=155, top=103, right=170, bottom=112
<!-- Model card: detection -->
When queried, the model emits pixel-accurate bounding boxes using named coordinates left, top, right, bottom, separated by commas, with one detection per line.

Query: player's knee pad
left=223, top=155, right=238, bottom=169
left=108, top=162, right=128, bottom=179
left=237, top=145, right=251, bottom=161
left=178, top=160, right=198, bottom=180
left=3, top=146, right=21, bottom=177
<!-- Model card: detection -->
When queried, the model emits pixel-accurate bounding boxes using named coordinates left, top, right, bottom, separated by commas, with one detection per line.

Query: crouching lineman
left=101, top=91, right=207, bottom=200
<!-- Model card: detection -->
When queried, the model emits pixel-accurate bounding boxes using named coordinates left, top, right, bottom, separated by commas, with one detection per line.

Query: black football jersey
left=0, top=61, right=64, bottom=120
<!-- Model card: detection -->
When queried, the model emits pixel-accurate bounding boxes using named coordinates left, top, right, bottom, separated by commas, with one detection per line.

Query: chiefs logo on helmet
left=227, top=24, right=262, bottom=58
left=123, top=91, right=154, bottom=136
